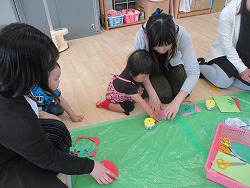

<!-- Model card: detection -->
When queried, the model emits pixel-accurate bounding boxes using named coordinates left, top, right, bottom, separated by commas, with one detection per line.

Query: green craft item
left=179, top=105, right=197, bottom=116
left=231, top=142, right=250, bottom=163
left=70, top=146, right=94, bottom=158
left=211, top=151, right=250, bottom=186
left=213, top=96, right=240, bottom=112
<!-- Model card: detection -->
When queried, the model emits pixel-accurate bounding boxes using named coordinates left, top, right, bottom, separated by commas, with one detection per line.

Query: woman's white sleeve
left=218, top=8, right=247, bottom=73
left=134, top=28, right=147, bottom=50
left=178, top=28, right=200, bottom=93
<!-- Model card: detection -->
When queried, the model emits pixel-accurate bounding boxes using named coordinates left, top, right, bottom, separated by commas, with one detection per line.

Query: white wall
left=107, top=0, right=113, bottom=10
left=0, top=0, right=17, bottom=26
left=0, top=0, right=113, bottom=27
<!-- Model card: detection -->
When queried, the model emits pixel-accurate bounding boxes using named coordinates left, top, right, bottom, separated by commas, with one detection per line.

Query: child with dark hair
left=32, top=62, right=84, bottom=122
left=96, top=49, right=161, bottom=121
left=134, top=9, right=200, bottom=120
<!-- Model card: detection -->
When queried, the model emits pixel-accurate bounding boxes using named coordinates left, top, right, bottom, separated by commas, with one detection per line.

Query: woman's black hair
left=143, top=12, right=178, bottom=64
left=125, top=49, right=153, bottom=77
left=0, top=23, right=59, bottom=97
left=237, top=0, right=247, bottom=14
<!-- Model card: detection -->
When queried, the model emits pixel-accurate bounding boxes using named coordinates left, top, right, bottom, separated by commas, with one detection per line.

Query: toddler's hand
left=150, top=111, right=161, bottom=122
left=153, top=115, right=161, bottom=122
left=71, top=115, right=84, bottom=122
left=90, top=160, right=118, bottom=184
left=148, top=96, right=162, bottom=115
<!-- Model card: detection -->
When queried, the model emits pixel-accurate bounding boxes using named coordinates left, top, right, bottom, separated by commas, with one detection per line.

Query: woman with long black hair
left=0, top=23, right=117, bottom=188
left=134, top=9, right=200, bottom=120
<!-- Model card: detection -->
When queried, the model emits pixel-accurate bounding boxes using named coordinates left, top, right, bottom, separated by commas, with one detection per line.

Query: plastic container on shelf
left=108, top=12, right=124, bottom=27
left=120, top=8, right=140, bottom=24
left=137, top=7, right=145, bottom=20
left=205, top=123, right=250, bottom=188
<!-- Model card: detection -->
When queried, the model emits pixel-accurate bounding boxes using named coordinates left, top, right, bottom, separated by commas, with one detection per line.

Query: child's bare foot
left=96, top=100, right=111, bottom=109
left=96, top=101, right=102, bottom=108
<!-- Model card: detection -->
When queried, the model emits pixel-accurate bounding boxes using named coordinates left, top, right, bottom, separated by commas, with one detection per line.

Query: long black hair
left=144, top=13, right=178, bottom=64
left=125, top=49, right=153, bottom=77
left=0, top=23, right=59, bottom=97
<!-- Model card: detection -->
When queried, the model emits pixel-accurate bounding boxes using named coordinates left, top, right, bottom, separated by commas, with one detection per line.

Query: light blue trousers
left=200, top=64, right=250, bottom=90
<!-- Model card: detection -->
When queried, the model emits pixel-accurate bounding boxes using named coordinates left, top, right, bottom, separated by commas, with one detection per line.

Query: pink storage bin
left=205, top=123, right=250, bottom=188
left=120, top=9, right=140, bottom=24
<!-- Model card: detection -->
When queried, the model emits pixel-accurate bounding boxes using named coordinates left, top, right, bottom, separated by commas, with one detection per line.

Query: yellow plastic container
left=205, top=99, right=216, bottom=110
left=144, top=118, right=155, bottom=130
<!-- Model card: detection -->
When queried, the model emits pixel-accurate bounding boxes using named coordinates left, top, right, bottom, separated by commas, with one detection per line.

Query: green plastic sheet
left=68, top=91, right=250, bottom=188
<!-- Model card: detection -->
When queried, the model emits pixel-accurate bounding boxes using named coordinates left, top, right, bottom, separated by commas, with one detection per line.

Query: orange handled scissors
left=218, top=138, right=247, bottom=162
left=216, top=144, right=231, bottom=154
left=219, top=137, right=231, bottom=147
left=216, top=158, right=246, bottom=169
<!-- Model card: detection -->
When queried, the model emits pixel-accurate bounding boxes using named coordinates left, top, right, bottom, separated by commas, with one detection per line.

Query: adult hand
left=163, top=100, right=180, bottom=120
left=163, top=90, right=188, bottom=120
left=148, top=95, right=162, bottom=114
left=90, top=160, right=118, bottom=184
left=240, top=69, right=250, bottom=83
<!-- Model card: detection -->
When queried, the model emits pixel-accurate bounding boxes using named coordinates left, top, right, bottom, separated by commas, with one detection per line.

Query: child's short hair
left=125, top=49, right=153, bottom=77
left=49, top=62, right=61, bottom=73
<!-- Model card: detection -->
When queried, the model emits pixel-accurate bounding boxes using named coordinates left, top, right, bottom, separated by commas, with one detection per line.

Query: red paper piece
left=74, top=136, right=100, bottom=146
left=232, top=97, right=241, bottom=111
left=92, top=149, right=98, bottom=157
left=102, top=160, right=119, bottom=179
left=71, top=150, right=79, bottom=155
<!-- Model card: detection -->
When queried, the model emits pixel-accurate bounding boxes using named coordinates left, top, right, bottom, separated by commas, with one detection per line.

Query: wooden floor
left=56, top=12, right=243, bottom=184
left=57, top=12, right=242, bottom=130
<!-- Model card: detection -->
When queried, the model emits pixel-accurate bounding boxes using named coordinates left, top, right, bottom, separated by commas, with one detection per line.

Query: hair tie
left=151, top=8, right=163, bottom=16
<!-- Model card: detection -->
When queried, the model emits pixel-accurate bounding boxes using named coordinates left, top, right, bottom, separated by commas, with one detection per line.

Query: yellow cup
left=144, top=118, right=155, bottom=130
left=205, top=99, right=216, bottom=110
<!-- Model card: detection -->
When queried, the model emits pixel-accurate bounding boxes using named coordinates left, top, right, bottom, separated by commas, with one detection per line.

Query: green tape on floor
left=177, top=116, right=207, bottom=157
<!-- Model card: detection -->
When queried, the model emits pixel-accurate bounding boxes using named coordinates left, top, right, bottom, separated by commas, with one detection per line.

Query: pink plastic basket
left=120, top=9, right=139, bottom=24
left=205, top=123, right=250, bottom=188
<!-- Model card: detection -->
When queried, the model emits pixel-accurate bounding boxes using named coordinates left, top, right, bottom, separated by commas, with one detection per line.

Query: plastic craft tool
left=217, top=144, right=246, bottom=162
left=219, top=137, right=246, bottom=162
left=216, top=158, right=246, bottom=169
left=219, top=137, right=231, bottom=147
left=205, top=99, right=216, bottom=110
